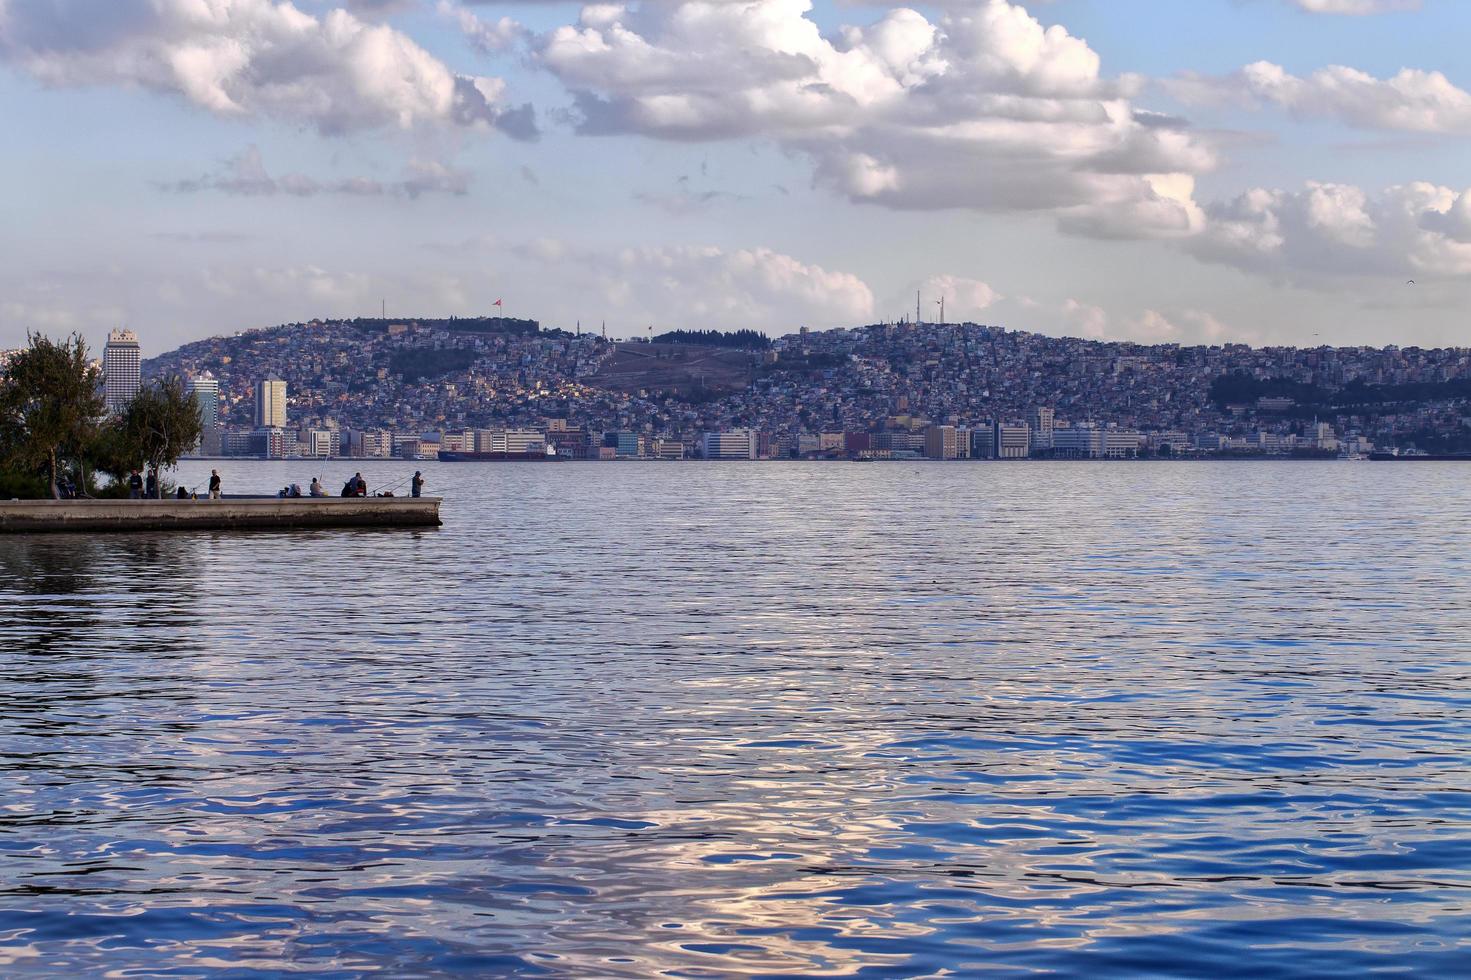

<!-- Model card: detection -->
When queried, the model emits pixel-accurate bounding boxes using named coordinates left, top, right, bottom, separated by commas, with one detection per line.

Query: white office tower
left=188, top=371, right=220, bottom=429
left=255, top=377, right=287, bottom=429
left=103, top=329, right=142, bottom=414
left=702, top=429, right=758, bottom=460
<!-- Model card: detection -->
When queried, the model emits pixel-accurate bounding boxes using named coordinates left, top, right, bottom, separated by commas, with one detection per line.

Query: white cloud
left=1051, top=299, right=1247, bottom=345
left=533, top=0, right=1213, bottom=238
left=1288, top=0, right=1419, bottom=13
left=159, top=145, right=471, bottom=199
left=512, top=239, right=874, bottom=329
left=916, top=275, right=1001, bottom=320
left=0, top=0, right=535, bottom=138
left=1172, top=60, right=1471, bottom=133
left=437, top=1, right=525, bottom=54
left=1191, top=180, right=1471, bottom=280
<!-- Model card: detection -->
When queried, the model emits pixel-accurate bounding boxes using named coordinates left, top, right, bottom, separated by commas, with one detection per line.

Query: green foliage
left=0, top=332, right=105, bottom=498
left=652, top=329, right=771, bottom=350
left=117, top=377, right=204, bottom=497
left=389, top=348, right=479, bottom=384
left=1208, top=372, right=1331, bottom=408
left=1336, top=378, right=1471, bottom=406
left=87, top=419, right=142, bottom=488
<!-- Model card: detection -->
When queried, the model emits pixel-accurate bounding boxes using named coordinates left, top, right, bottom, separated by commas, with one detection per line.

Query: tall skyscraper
left=188, top=371, right=220, bottom=429
left=103, top=329, right=141, bottom=414
left=1031, top=407, right=1055, bottom=451
left=255, top=377, right=287, bottom=429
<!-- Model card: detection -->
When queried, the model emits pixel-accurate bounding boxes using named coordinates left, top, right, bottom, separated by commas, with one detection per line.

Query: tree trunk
left=49, top=448, right=59, bottom=500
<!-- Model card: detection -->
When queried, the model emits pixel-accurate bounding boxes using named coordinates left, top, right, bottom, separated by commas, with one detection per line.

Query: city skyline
left=3, top=0, right=1471, bottom=355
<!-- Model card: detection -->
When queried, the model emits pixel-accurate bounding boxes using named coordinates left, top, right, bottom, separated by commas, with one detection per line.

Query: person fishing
left=208, top=470, right=221, bottom=499
left=309, top=477, right=326, bottom=497
left=411, top=471, right=424, bottom=498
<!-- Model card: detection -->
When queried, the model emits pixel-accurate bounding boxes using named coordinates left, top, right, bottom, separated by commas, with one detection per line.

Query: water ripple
left=2, top=461, right=1470, bottom=976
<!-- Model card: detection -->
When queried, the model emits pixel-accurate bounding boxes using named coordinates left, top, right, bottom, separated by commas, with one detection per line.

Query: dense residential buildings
left=102, top=329, right=141, bottom=414
left=137, top=315, right=1471, bottom=461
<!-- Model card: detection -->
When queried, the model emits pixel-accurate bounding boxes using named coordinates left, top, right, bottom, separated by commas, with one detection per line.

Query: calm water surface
left=2, top=461, right=1469, bottom=977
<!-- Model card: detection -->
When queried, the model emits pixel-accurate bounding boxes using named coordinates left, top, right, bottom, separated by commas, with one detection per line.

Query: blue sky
left=1, top=0, right=1468, bottom=354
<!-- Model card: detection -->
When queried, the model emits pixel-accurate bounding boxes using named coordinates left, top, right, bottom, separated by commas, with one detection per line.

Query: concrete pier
left=0, top=496, right=441, bottom=533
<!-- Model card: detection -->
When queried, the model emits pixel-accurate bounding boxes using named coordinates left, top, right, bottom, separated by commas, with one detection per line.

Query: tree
left=120, top=377, right=203, bottom=498
left=0, top=332, right=105, bottom=499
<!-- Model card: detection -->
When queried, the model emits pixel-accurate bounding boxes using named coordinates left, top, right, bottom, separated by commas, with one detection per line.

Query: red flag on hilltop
left=493, top=299, right=502, bottom=307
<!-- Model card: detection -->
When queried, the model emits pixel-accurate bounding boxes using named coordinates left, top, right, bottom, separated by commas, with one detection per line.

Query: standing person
left=145, top=470, right=157, bottom=499
left=208, top=469, right=221, bottom=500
left=128, top=470, right=144, bottom=499
left=411, top=471, right=424, bottom=498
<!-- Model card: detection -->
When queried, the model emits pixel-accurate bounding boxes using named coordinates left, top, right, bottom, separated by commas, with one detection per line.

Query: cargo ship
left=1369, top=452, right=1471, bottom=461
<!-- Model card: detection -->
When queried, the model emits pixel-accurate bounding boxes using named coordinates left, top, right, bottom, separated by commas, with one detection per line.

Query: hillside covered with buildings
left=139, top=315, right=1471, bottom=460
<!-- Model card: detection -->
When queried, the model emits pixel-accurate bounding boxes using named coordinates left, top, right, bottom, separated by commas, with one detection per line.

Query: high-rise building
left=254, top=377, right=287, bottom=429
left=103, top=329, right=141, bottom=414
left=187, top=371, right=220, bottom=429
left=1031, top=407, right=1055, bottom=452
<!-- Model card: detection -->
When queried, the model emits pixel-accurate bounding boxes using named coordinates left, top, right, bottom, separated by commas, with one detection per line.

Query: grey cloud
left=158, top=146, right=471, bottom=200
left=633, top=188, right=746, bottom=216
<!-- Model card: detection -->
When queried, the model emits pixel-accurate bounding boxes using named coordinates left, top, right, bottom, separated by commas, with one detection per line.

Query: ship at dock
left=1369, top=451, right=1471, bottom=461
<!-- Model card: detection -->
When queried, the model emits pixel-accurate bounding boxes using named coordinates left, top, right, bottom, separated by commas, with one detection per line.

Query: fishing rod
left=372, top=473, right=416, bottom=496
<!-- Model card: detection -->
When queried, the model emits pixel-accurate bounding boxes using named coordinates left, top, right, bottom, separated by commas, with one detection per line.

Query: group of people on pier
left=123, top=469, right=425, bottom=500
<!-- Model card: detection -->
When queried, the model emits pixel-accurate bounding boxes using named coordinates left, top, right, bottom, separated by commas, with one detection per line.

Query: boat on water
left=1368, top=452, right=1471, bottom=461
left=0, top=496, right=441, bottom=533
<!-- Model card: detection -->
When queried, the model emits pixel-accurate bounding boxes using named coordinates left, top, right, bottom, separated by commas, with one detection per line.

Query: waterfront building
left=103, top=329, right=142, bottom=414
left=304, top=429, right=340, bottom=458
left=1031, top=407, right=1055, bottom=452
left=605, top=431, right=641, bottom=458
left=474, top=428, right=548, bottom=454
left=187, top=371, right=220, bottom=429
left=995, top=423, right=1031, bottom=459
left=924, top=425, right=961, bottom=460
left=254, top=377, right=287, bottom=429
left=702, top=429, right=757, bottom=459
left=971, top=424, right=996, bottom=459
left=652, top=438, right=685, bottom=460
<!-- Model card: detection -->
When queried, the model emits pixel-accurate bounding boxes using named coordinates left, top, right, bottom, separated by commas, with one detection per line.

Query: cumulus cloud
left=437, top=1, right=525, bottom=54
left=1052, top=299, right=1246, bottom=345
left=0, top=0, right=536, bottom=138
left=1171, top=61, right=1471, bottom=133
left=532, top=0, right=1213, bottom=238
left=159, top=145, right=472, bottom=199
left=1190, top=180, right=1471, bottom=280
left=916, top=275, right=1001, bottom=320
left=510, top=239, right=874, bottom=328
